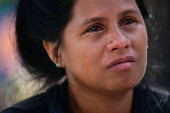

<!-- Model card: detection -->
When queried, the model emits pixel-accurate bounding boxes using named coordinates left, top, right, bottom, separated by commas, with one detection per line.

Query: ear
left=43, top=41, right=66, bottom=68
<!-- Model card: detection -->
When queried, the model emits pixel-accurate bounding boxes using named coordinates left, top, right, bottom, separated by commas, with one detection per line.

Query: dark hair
left=15, top=0, right=148, bottom=88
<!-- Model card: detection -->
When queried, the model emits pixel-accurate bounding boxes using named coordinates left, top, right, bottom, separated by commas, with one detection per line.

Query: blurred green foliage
left=0, top=0, right=17, bottom=9
left=0, top=0, right=17, bottom=5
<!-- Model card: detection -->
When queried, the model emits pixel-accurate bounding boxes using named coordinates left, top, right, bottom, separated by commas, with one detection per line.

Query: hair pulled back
left=16, top=0, right=74, bottom=87
left=16, top=0, right=148, bottom=87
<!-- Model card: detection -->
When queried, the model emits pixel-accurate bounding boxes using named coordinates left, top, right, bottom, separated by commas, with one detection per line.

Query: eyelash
left=85, top=17, right=136, bottom=33
left=120, top=17, right=136, bottom=26
left=86, top=24, right=104, bottom=33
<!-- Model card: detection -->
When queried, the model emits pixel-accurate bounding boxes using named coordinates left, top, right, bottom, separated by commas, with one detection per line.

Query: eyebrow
left=81, top=9, right=140, bottom=27
left=81, top=17, right=107, bottom=27
left=120, top=9, right=141, bottom=17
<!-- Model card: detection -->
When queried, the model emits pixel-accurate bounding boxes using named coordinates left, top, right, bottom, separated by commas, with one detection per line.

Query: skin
left=44, top=0, right=148, bottom=112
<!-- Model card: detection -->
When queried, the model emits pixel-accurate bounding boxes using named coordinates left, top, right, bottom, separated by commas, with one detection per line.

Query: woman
left=1, top=0, right=170, bottom=113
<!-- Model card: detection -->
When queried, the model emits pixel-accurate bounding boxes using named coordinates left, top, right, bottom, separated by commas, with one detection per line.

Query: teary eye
left=121, top=18, right=136, bottom=26
left=86, top=25, right=104, bottom=32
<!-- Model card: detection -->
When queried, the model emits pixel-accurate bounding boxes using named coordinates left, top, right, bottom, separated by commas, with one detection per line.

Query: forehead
left=71, top=0, right=140, bottom=22
left=75, top=0, right=137, bottom=7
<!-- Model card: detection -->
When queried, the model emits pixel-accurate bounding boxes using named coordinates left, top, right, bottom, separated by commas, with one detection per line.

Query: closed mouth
left=107, top=56, right=136, bottom=70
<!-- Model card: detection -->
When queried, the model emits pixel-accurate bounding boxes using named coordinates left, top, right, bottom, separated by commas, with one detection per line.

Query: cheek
left=127, top=25, right=148, bottom=70
left=62, top=37, right=105, bottom=77
left=131, top=25, right=148, bottom=53
left=133, top=27, right=148, bottom=71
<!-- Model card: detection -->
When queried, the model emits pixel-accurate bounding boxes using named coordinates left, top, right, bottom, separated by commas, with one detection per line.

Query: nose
left=107, top=29, right=131, bottom=52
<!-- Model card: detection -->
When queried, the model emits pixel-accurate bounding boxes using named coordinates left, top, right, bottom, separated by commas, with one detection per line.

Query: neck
left=68, top=83, right=134, bottom=113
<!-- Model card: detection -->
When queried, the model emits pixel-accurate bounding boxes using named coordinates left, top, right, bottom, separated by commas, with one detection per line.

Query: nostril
left=112, top=48, right=118, bottom=51
left=125, top=45, right=129, bottom=48
left=107, top=38, right=131, bottom=52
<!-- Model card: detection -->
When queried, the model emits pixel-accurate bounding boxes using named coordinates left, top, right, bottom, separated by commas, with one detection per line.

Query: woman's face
left=61, top=0, right=147, bottom=92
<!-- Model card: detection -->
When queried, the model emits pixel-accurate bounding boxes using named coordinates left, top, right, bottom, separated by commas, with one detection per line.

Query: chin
left=101, top=72, right=145, bottom=93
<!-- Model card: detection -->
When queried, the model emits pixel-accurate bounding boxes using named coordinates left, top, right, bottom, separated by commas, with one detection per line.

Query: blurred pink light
left=0, top=14, right=17, bottom=73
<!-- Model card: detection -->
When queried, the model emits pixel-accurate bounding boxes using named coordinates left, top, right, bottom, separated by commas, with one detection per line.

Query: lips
left=107, top=56, right=136, bottom=71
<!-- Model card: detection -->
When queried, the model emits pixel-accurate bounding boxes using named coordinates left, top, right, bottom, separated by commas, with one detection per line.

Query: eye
left=86, top=25, right=104, bottom=33
left=120, top=18, right=136, bottom=26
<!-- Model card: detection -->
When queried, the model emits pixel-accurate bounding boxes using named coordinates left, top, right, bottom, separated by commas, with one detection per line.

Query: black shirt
left=1, top=81, right=170, bottom=113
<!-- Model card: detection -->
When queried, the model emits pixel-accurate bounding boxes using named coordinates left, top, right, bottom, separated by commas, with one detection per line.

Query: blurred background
left=0, top=0, right=42, bottom=111
left=0, top=0, right=170, bottom=111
